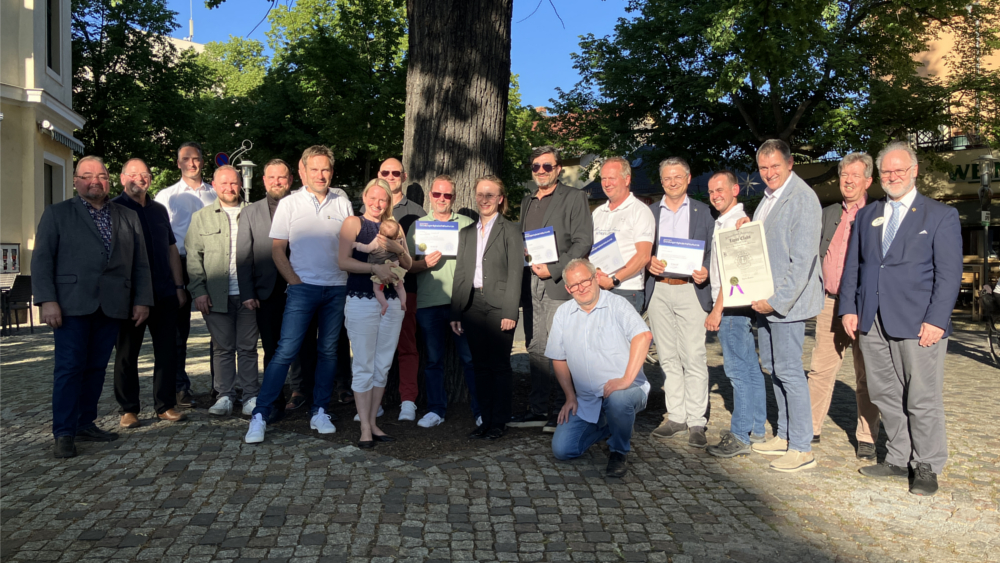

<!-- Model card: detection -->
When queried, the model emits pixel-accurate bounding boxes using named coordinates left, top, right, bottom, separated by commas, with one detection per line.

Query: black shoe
left=909, top=463, right=938, bottom=496
left=468, top=426, right=490, bottom=440
left=54, top=436, right=77, bottom=459
left=859, top=462, right=908, bottom=478
left=811, top=435, right=821, bottom=444
left=606, top=452, right=628, bottom=478
left=687, top=426, right=707, bottom=448
left=76, top=426, right=119, bottom=442
left=372, top=434, right=396, bottom=443
left=267, top=408, right=286, bottom=425
left=542, top=417, right=557, bottom=434
left=706, top=431, right=752, bottom=458
left=176, top=391, right=194, bottom=408
left=507, top=412, right=548, bottom=428
left=856, top=441, right=877, bottom=461
left=357, top=440, right=375, bottom=450
left=485, top=426, right=506, bottom=440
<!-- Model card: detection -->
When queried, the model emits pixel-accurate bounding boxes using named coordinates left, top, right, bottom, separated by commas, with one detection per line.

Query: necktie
left=882, top=201, right=903, bottom=257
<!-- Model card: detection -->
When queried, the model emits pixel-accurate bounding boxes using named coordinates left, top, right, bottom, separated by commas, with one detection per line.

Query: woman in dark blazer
left=451, top=176, right=524, bottom=440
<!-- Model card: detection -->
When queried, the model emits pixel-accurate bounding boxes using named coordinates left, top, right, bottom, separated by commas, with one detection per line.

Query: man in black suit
left=32, top=155, right=154, bottom=458
left=510, top=146, right=594, bottom=433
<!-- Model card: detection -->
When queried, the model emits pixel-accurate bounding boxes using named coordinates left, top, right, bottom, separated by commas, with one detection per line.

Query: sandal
left=286, top=393, right=307, bottom=410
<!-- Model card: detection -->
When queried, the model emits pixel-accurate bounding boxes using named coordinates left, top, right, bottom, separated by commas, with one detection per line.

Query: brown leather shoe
left=120, top=413, right=141, bottom=428
left=157, top=409, right=187, bottom=422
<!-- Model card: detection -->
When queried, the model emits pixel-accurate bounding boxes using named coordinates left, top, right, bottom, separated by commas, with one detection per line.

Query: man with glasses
left=840, top=142, right=961, bottom=495
left=373, top=158, right=425, bottom=422
left=33, top=156, right=153, bottom=458
left=547, top=259, right=652, bottom=479
left=155, top=142, right=217, bottom=408
left=112, top=158, right=188, bottom=428
left=405, top=175, right=480, bottom=428
left=511, top=146, right=594, bottom=433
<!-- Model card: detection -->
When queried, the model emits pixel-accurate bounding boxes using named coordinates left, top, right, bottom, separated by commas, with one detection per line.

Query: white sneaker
left=245, top=413, right=266, bottom=443
left=241, top=397, right=257, bottom=416
left=209, top=396, right=233, bottom=416
left=399, top=401, right=417, bottom=421
left=417, top=412, right=444, bottom=428
left=310, top=408, right=337, bottom=435
left=476, top=416, right=483, bottom=427
left=353, top=406, right=384, bottom=422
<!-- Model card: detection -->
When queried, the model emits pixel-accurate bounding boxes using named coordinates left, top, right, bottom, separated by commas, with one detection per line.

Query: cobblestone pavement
left=1, top=313, right=997, bottom=563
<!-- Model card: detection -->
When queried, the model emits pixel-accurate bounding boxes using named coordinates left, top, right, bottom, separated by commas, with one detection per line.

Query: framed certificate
left=590, top=233, right=625, bottom=274
left=524, top=226, right=558, bottom=265
left=413, top=221, right=460, bottom=256
left=655, top=237, right=705, bottom=276
left=713, top=221, right=774, bottom=308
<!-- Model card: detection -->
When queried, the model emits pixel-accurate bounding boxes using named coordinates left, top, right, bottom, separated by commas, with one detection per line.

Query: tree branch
left=732, top=92, right=766, bottom=142
left=766, top=70, right=785, bottom=132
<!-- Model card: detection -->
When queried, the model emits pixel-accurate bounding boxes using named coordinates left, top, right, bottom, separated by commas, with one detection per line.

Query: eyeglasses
left=879, top=165, right=914, bottom=179
left=123, top=173, right=152, bottom=180
left=476, top=193, right=500, bottom=201
left=566, top=274, right=596, bottom=294
left=430, top=191, right=453, bottom=200
left=75, top=174, right=110, bottom=182
left=660, top=175, right=687, bottom=184
left=839, top=172, right=866, bottom=182
left=531, top=163, right=557, bottom=173
left=380, top=170, right=402, bottom=178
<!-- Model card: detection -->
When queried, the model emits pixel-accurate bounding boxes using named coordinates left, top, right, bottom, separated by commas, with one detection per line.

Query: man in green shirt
left=406, top=175, right=481, bottom=428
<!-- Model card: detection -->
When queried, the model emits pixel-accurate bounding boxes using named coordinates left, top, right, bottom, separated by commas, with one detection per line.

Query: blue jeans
left=718, top=311, right=766, bottom=444
left=756, top=316, right=811, bottom=452
left=551, top=385, right=647, bottom=458
left=252, top=284, right=346, bottom=420
left=416, top=305, right=480, bottom=419
left=611, top=288, right=644, bottom=314
left=52, top=310, right=120, bottom=437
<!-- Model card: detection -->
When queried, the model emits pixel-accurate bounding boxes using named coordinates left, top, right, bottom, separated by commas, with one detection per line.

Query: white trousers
left=646, top=282, right=709, bottom=427
left=345, top=296, right=405, bottom=393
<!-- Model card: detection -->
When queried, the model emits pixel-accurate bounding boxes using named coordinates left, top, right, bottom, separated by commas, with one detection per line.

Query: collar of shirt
left=887, top=187, right=917, bottom=210
left=764, top=172, right=794, bottom=200
left=715, top=202, right=745, bottom=227
left=659, top=194, right=689, bottom=213
left=169, top=178, right=212, bottom=193
left=80, top=196, right=111, bottom=213
left=423, top=211, right=461, bottom=223
left=565, top=289, right=611, bottom=316
left=842, top=193, right=868, bottom=213
left=112, top=193, right=148, bottom=210
left=476, top=213, right=499, bottom=231
left=394, top=193, right=411, bottom=209
left=605, top=193, right=639, bottom=213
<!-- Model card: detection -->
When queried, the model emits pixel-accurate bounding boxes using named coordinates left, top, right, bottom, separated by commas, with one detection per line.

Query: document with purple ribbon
left=713, top=221, right=773, bottom=308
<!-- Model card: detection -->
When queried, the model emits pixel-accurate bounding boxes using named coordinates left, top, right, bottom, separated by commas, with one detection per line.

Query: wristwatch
left=610, top=275, right=621, bottom=288
left=176, top=284, right=186, bottom=290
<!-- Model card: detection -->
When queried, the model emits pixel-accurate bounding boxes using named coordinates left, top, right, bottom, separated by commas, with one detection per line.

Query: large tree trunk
left=387, top=0, right=513, bottom=407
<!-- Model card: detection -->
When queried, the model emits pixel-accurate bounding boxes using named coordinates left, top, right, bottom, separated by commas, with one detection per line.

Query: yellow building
left=1, top=0, right=86, bottom=276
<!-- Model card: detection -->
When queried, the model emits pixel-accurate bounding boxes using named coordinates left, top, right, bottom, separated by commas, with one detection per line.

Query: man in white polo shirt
left=591, top=157, right=655, bottom=313
left=245, top=145, right=354, bottom=443
left=154, top=141, right=217, bottom=408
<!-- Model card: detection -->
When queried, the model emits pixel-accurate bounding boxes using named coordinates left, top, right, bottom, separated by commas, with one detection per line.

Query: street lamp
left=974, top=151, right=996, bottom=294
left=237, top=159, right=256, bottom=203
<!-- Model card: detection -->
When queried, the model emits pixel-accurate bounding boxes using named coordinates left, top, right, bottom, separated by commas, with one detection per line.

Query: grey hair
left=564, top=258, right=597, bottom=278
left=756, top=139, right=792, bottom=164
left=876, top=142, right=918, bottom=171
left=838, top=152, right=873, bottom=178
left=658, top=156, right=690, bottom=177
left=602, top=156, right=632, bottom=178
left=75, top=155, right=106, bottom=174
left=530, top=145, right=560, bottom=165
left=120, top=157, right=149, bottom=175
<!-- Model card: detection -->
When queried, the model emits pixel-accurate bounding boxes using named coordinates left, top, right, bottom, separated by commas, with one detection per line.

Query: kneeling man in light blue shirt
left=546, top=258, right=653, bottom=478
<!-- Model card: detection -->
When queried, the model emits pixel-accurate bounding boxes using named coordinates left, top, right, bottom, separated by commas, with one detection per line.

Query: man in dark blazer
left=644, top=156, right=715, bottom=449
left=32, top=155, right=154, bottom=459
left=841, top=141, right=962, bottom=496
left=510, top=146, right=594, bottom=432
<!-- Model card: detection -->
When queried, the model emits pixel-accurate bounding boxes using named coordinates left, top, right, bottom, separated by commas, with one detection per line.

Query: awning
left=52, top=127, right=85, bottom=154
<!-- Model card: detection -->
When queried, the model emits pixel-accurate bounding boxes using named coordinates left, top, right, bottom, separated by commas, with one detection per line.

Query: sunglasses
left=430, top=191, right=454, bottom=200
left=380, top=170, right=402, bottom=178
left=531, top=163, right=557, bottom=173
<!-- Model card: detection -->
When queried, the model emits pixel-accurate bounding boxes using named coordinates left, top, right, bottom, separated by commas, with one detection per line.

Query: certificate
left=524, top=226, right=558, bottom=265
left=413, top=221, right=460, bottom=256
left=590, top=233, right=625, bottom=274
left=655, top=237, right=705, bottom=276
left=713, top=221, right=774, bottom=308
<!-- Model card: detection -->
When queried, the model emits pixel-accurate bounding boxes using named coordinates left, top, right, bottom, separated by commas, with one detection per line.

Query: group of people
left=33, top=137, right=960, bottom=495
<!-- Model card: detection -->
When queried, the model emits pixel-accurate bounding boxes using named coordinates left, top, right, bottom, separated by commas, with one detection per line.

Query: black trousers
left=113, top=294, right=179, bottom=414
left=464, top=289, right=515, bottom=431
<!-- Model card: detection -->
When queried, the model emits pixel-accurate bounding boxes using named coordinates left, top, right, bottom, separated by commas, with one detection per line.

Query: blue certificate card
left=524, top=226, right=558, bottom=265
left=655, top=237, right=705, bottom=276
left=590, top=233, right=625, bottom=274
left=413, top=221, right=460, bottom=256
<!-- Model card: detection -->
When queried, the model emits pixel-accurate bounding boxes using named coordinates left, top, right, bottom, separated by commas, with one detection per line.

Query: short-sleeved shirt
left=545, top=290, right=652, bottom=424
left=154, top=179, right=217, bottom=256
left=269, top=188, right=354, bottom=286
left=113, top=193, right=177, bottom=299
left=710, top=203, right=748, bottom=303
left=406, top=212, right=474, bottom=309
left=592, top=193, right=655, bottom=290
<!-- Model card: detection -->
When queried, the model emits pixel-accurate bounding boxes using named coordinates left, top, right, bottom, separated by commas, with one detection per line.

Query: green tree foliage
left=72, top=0, right=206, bottom=176
left=551, top=0, right=999, bottom=182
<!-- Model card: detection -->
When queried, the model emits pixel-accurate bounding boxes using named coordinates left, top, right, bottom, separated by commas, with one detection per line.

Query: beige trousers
left=806, top=295, right=880, bottom=442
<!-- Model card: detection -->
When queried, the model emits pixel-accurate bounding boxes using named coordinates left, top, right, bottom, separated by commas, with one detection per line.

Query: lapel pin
left=911, top=208, right=916, bottom=212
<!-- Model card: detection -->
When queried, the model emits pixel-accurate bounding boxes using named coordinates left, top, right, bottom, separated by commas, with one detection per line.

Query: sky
left=164, top=0, right=631, bottom=109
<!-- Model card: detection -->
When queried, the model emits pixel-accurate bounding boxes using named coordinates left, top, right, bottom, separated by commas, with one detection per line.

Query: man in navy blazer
left=645, top=156, right=716, bottom=449
left=840, top=141, right=961, bottom=496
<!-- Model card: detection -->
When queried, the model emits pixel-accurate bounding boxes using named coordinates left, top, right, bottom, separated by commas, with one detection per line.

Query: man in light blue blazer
left=743, top=140, right=824, bottom=473
left=840, top=141, right=961, bottom=496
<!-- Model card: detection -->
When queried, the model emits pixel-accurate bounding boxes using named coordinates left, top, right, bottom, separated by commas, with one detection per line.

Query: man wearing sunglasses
left=510, top=146, right=594, bottom=433
left=372, top=158, right=425, bottom=422
left=405, top=175, right=481, bottom=429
